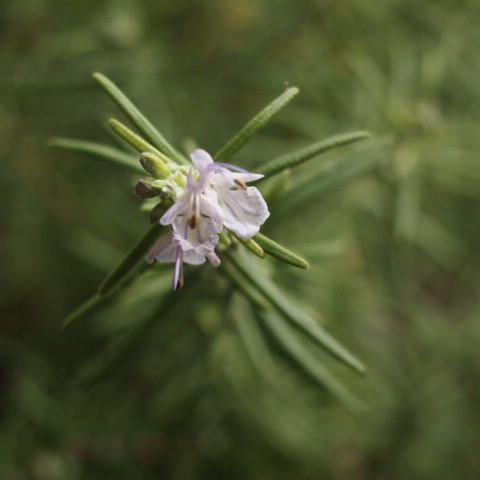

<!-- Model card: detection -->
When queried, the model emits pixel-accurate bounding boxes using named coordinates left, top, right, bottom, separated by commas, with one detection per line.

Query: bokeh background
left=2, top=0, right=480, bottom=478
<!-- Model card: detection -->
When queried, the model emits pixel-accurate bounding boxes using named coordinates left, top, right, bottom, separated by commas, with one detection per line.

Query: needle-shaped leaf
left=49, top=138, right=143, bottom=173
left=260, top=310, right=366, bottom=412
left=275, top=150, right=385, bottom=216
left=215, top=87, right=299, bottom=163
left=220, top=261, right=271, bottom=310
left=98, top=224, right=166, bottom=297
left=63, top=225, right=167, bottom=327
left=226, top=250, right=365, bottom=375
left=108, top=119, right=166, bottom=159
left=62, top=295, right=103, bottom=329
left=231, top=295, right=277, bottom=375
left=254, top=233, right=309, bottom=269
left=93, top=72, right=188, bottom=165
left=230, top=231, right=265, bottom=259
left=75, top=286, right=184, bottom=388
left=258, top=131, right=371, bottom=178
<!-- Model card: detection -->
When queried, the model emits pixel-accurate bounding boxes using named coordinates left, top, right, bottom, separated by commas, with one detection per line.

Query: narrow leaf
left=232, top=295, right=277, bottom=375
left=254, top=233, right=309, bottom=269
left=63, top=294, right=102, bottom=329
left=108, top=119, right=166, bottom=159
left=230, top=231, right=265, bottom=258
left=93, top=72, right=188, bottom=165
left=215, top=87, right=299, bottom=163
left=220, top=261, right=271, bottom=310
left=49, top=138, right=143, bottom=173
left=275, top=152, right=384, bottom=216
left=98, top=224, right=166, bottom=297
left=258, top=131, right=371, bottom=178
left=226, top=250, right=365, bottom=374
left=261, top=310, right=366, bottom=412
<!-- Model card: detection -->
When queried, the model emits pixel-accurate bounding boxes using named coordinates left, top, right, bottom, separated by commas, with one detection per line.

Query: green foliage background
left=1, top=0, right=480, bottom=478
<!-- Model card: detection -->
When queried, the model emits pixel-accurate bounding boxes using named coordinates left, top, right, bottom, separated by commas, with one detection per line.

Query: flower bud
left=152, top=180, right=174, bottom=200
left=149, top=203, right=166, bottom=224
left=140, top=152, right=171, bottom=179
left=134, top=178, right=158, bottom=198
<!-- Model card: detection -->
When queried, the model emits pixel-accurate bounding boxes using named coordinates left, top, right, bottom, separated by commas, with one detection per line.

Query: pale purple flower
left=159, top=160, right=223, bottom=235
left=147, top=148, right=269, bottom=289
left=189, top=149, right=270, bottom=240
left=209, top=172, right=270, bottom=240
left=146, top=214, right=220, bottom=290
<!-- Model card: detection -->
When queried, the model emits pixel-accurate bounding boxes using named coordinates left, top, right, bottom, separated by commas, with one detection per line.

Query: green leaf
left=220, top=261, right=271, bottom=310
left=140, top=151, right=172, bottom=178
left=231, top=295, right=277, bottom=376
left=260, top=310, right=366, bottom=412
left=108, top=118, right=167, bottom=158
left=258, top=131, right=371, bottom=178
left=254, top=233, right=309, bottom=269
left=230, top=231, right=265, bottom=259
left=62, top=294, right=103, bottom=329
left=214, top=87, right=299, bottom=163
left=49, top=137, right=143, bottom=173
left=63, top=225, right=166, bottom=327
left=93, top=72, right=188, bottom=165
left=226, top=250, right=366, bottom=375
left=275, top=150, right=385, bottom=216
left=97, top=224, right=166, bottom=297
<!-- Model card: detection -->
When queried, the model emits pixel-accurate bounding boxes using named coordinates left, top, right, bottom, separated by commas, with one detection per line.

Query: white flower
left=159, top=161, right=223, bottom=235
left=147, top=148, right=269, bottom=289
left=146, top=214, right=220, bottom=290
left=189, top=149, right=270, bottom=240
left=160, top=149, right=269, bottom=242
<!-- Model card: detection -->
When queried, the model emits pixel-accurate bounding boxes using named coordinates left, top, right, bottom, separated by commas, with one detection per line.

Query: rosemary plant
left=51, top=73, right=371, bottom=414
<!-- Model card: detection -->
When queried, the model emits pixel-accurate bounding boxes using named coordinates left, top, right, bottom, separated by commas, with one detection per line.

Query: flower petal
left=183, top=249, right=208, bottom=265
left=191, top=149, right=214, bottom=176
left=213, top=171, right=264, bottom=186
left=146, top=232, right=177, bottom=263
left=217, top=186, right=270, bottom=240
left=159, top=194, right=188, bottom=225
left=199, top=194, right=224, bottom=232
left=173, top=214, right=219, bottom=250
left=206, top=251, right=221, bottom=267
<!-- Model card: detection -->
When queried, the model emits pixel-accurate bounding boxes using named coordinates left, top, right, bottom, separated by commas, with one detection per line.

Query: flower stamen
left=174, top=246, right=184, bottom=290
left=234, top=178, right=248, bottom=190
left=189, top=213, right=199, bottom=229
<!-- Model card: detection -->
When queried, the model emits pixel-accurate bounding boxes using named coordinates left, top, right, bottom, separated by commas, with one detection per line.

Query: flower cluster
left=144, top=149, right=270, bottom=290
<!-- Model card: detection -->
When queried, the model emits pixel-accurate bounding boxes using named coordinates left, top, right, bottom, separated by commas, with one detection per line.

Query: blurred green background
left=2, top=0, right=480, bottom=478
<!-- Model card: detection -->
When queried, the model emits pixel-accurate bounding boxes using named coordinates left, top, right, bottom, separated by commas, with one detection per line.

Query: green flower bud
left=152, top=180, right=175, bottom=200
left=172, top=170, right=187, bottom=187
left=140, top=152, right=171, bottom=178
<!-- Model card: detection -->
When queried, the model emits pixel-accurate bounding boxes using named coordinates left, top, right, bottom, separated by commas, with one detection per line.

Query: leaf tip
left=62, top=295, right=102, bottom=329
left=47, top=137, right=61, bottom=148
left=286, top=86, right=300, bottom=99
left=92, top=72, right=104, bottom=82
